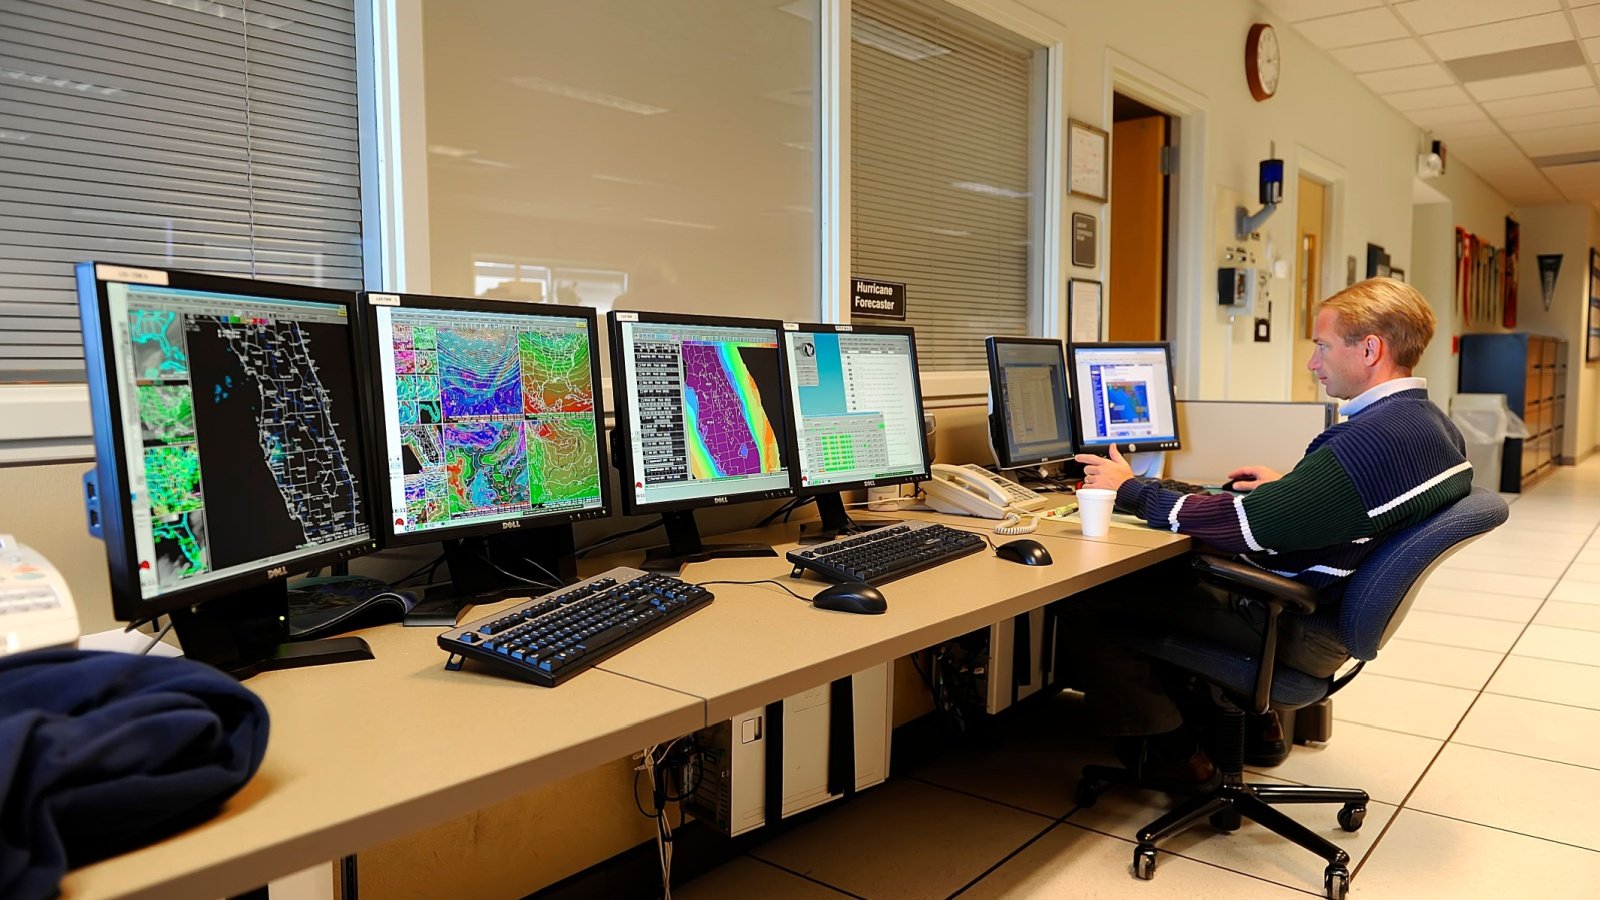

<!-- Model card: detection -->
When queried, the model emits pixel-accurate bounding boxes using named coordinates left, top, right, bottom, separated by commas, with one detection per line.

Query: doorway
left=1292, top=173, right=1328, bottom=402
left=1109, top=93, right=1171, bottom=342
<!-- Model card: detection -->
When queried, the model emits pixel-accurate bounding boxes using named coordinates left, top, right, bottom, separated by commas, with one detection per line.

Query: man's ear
left=1363, top=335, right=1384, bottom=368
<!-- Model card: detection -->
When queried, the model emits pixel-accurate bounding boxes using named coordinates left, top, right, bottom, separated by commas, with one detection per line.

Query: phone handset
left=924, top=463, right=1047, bottom=520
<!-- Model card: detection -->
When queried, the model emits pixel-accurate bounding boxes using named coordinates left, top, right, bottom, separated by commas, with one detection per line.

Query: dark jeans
left=1058, top=557, right=1351, bottom=737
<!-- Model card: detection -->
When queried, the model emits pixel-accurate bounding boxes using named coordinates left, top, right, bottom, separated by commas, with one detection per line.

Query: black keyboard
left=438, top=566, right=712, bottom=686
left=787, top=521, right=987, bottom=586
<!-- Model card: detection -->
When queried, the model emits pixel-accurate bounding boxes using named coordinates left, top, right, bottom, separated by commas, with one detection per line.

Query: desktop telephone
left=924, top=464, right=1050, bottom=519
left=0, top=535, right=79, bottom=655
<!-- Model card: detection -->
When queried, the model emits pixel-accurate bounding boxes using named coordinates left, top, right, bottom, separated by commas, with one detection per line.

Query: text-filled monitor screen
left=991, top=340, right=1074, bottom=466
left=1071, top=345, right=1179, bottom=450
left=785, top=329, right=926, bottom=488
left=372, top=305, right=604, bottom=534
left=105, top=283, right=371, bottom=600
left=617, top=319, right=791, bottom=506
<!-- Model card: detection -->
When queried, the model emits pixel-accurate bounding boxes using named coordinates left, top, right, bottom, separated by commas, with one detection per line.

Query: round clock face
left=1248, top=23, right=1280, bottom=101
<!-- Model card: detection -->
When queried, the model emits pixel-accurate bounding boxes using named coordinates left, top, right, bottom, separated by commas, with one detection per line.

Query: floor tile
left=1362, top=638, right=1504, bottom=689
left=1550, top=580, right=1600, bottom=604
left=1437, top=551, right=1560, bottom=577
left=1498, top=515, right=1597, bottom=536
left=958, top=823, right=1306, bottom=899
left=1066, top=777, right=1395, bottom=893
left=750, top=779, right=1051, bottom=899
left=1328, top=672, right=1477, bottom=739
left=1512, top=624, right=1600, bottom=666
left=1575, top=547, right=1600, bottom=566
left=1486, top=654, right=1600, bottom=711
left=1421, top=568, right=1557, bottom=599
left=1244, top=720, right=1440, bottom=805
left=1559, top=562, right=1600, bottom=584
left=1533, top=600, right=1600, bottom=633
left=1409, top=743, right=1600, bottom=851
left=677, top=857, right=853, bottom=899
left=1474, top=529, right=1590, bottom=553
left=1409, top=585, right=1543, bottom=623
left=1354, top=809, right=1600, bottom=897
left=1451, top=692, right=1600, bottom=771
left=1391, top=610, right=1527, bottom=653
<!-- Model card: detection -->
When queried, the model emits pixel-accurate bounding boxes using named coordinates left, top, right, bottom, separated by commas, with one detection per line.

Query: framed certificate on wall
left=1068, top=119, right=1108, bottom=202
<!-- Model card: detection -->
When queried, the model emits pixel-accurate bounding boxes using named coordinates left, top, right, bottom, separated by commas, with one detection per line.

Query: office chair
left=1075, top=487, right=1508, bottom=900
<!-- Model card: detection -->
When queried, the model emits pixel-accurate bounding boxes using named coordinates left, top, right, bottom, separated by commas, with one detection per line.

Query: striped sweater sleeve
left=1114, top=446, right=1377, bottom=553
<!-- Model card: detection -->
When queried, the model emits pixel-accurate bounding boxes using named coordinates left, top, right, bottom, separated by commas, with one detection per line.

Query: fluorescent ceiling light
left=508, top=75, right=668, bottom=116
left=951, top=180, right=1028, bottom=199
left=1, top=67, right=121, bottom=97
left=467, top=158, right=514, bottom=169
left=0, top=130, right=30, bottom=142
left=783, top=141, right=814, bottom=153
left=762, top=87, right=812, bottom=109
left=779, top=1, right=952, bottom=62
left=926, top=226, right=971, bottom=237
left=643, top=217, right=718, bottom=231
left=1531, top=150, right=1600, bottom=168
left=593, top=173, right=675, bottom=188
left=428, top=144, right=477, bottom=158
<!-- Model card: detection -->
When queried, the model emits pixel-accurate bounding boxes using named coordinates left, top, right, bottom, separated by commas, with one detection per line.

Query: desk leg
left=341, top=855, right=359, bottom=900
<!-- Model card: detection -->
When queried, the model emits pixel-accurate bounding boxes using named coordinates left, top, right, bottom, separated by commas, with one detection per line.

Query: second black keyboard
left=787, top=521, right=987, bottom=586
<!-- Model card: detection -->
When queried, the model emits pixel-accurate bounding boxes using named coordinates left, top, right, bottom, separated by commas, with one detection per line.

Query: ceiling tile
left=1512, top=122, right=1600, bottom=156
left=1465, top=67, right=1594, bottom=102
left=1408, top=104, right=1493, bottom=126
left=1358, top=63, right=1456, bottom=93
left=1542, top=162, right=1600, bottom=190
left=1394, top=0, right=1562, bottom=35
left=1295, top=8, right=1409, bottom=50
left=1385, top=84, right=1474, bottom=110
left=1585, top=36, right=1600, bottom=58
left=1423, top=12, right=1573, bottom=60
left=1446, top=42, right=1587, bottom=81
left=1428, top=118, right=1505, bottom=139
left=1446, top=132, right=1524, bottom=157
left=1481, top=86, right=1600, bottom=116
left=1262, top=0, right=1382, bottom=23
left=1575, top=7, right=1600, bottom=38
left=1329, top=38, right=1435, bottom=72
left=1499, top=105, right=1600, bottom=132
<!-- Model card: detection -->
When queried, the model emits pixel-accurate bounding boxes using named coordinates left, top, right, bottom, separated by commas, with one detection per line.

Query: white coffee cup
left=1075, top=488, right=1116, bottom=537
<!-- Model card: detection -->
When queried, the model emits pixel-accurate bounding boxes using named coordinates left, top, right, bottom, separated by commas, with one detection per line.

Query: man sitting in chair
left=1068, top=278, right=1472, bottom=782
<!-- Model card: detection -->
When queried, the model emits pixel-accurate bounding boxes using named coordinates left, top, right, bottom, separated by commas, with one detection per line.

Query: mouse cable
left=694, top=578, right=815, bottom=603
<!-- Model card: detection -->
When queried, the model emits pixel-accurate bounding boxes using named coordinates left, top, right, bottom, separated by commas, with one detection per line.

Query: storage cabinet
left=1458, top=333, right=1567, bottom=492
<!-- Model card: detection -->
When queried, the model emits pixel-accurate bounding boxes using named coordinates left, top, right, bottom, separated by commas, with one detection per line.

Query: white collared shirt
left=1339, top=376, right=1427, bottom=417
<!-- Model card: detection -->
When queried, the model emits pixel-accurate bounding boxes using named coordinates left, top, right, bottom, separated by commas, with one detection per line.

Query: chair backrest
left=1338, top=487, right=1510, bottom=660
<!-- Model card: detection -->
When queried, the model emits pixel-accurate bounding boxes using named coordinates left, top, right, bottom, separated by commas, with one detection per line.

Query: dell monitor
left=1067, top=342, right=1182, bottom=453
left=609, top=311, right=794, bottom=571
left=783, top=323, right=930, bottom=540
left=985, top=336, right=1076, bottom=470
left=77, top=262, right=378, bottom=677
left=361, top=291, right=611, bottom=606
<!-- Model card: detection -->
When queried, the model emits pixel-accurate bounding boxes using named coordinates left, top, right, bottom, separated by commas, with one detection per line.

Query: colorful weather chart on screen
left=681, top=340, right=783, bottom=479
left=381, top=306, right=603, bottom=533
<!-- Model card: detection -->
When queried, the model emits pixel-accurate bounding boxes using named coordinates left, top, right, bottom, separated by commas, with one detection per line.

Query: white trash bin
left=1450, top=394, right=1529, bottom=493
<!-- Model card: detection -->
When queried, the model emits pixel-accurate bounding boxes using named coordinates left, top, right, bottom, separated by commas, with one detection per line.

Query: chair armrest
left=1190, top=555, right=1319, bottom=615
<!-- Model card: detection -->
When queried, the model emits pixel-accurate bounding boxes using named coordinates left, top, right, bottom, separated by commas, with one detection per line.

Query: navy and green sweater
left=1116, top=387, right=1472, bottom=590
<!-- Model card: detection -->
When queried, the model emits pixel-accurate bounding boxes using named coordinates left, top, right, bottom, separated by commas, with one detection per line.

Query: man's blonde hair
left=1318, top=277, right=1436, bottom=369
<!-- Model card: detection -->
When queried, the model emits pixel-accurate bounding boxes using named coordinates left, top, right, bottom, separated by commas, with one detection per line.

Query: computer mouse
left=1220, top=479, right=1240, bottom=493
left=995, top=538, right=1053, bottom=566
left=811, top=582, right=888, bottom=615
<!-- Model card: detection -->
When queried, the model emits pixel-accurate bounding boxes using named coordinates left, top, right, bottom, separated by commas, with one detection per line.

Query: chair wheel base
left=1337, top=804, right=1365, bottom=832
left=1133, top=845, right=1157, bottom=880
left=1210, top=808, right=1242, bottom=832
left=1325, top=865, right=1349, bottom=899
left=1076, top=778, right=1106, bottom=809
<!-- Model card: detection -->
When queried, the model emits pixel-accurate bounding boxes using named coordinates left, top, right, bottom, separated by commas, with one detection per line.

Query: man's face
left=1308, top=309, right=1371, bottom=400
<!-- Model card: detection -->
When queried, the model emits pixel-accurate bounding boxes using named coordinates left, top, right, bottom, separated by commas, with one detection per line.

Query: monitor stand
left=407, top=524, right=579, bottom=625
left=798, top=492, right=893, bottom=545
left=640, top=510, right=777, bottom=573
left=169, top=581, right=373, bottom=681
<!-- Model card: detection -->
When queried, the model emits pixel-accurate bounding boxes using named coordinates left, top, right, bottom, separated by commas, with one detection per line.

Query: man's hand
left=1074, top=443, right=1135, bottom=493
left=1226, top=465, right=1282, bottom=492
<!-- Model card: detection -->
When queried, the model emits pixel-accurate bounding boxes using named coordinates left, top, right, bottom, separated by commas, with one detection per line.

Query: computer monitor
left=77, top=262, right=378, bottom=677
left=783, top=323, right=930, bottom=539
left=1066, top=342, right=1182, bottom=453
left=609, top=311, right=794, bottom=570
left=985, top=336, right=1076, bottom=470
left=361, top=292, right=611, bottom=603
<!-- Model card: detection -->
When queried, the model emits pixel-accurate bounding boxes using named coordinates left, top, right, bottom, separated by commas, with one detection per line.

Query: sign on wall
left=850, top=278, right=907, bottom=320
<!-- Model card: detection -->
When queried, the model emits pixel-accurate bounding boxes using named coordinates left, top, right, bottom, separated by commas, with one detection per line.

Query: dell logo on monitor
left=501, top=520, right=522, bottom=530
left=862, top=480, right=876, bottom=487
left=266, top=566, right=289, bottom=579
left=713, top=496, right=729, bottom=504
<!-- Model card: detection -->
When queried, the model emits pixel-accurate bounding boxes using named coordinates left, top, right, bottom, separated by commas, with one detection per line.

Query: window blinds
left=0, top=0, right=363, bottom=382
left=850, top=0, right=1035, bottom=372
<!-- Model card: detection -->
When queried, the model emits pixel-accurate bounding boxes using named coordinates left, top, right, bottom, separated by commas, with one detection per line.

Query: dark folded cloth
left=0, top=649, right=270, bottom=900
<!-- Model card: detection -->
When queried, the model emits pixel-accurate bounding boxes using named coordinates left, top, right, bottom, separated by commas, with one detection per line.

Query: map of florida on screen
left=681, top=340, right=782, bottom=480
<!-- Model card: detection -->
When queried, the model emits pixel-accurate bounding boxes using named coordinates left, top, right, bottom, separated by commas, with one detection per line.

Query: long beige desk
left=594, top=516, right=1191, bottom=721
left=59, top=615, right=706, bottom=900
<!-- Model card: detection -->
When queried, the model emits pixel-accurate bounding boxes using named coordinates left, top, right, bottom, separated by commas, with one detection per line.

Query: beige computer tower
left=986, top=607, right=1057, bottom=714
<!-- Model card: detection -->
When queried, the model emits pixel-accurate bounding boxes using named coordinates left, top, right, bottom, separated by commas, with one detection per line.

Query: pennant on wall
left=1538, top=254, right=1562, bottom=311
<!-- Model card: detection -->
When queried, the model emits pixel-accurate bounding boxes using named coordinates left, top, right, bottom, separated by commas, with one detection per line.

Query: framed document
left=1068, top=278, right=1103, bottom=343
left=1068, top=119, right=1108, bottom=202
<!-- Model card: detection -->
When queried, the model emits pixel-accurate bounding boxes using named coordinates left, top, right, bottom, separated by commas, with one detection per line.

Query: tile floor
left=678, top=461, right=1600, bottom=898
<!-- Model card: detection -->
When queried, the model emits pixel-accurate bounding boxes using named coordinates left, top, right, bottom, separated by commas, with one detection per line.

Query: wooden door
left=1109, top=115, right=1166, bottom=341
left=1292, top=175, right=1327, bottom=402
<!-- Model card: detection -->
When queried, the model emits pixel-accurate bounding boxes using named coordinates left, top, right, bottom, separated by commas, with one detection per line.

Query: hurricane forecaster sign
left=850, top=278, right=907, bottom=320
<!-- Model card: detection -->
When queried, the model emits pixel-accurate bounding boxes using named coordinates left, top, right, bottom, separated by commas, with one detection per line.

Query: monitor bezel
left=1065, top=341, right=1183, bottom=454
left=608, top=309, right=796, bottom=516
left=984, top=335, right=1077, bottom=469
left=77, top=261, right=380, bottom=624
left=782, top=321, right=931, bottom=496
left=356, top=291, right=614, bottom=548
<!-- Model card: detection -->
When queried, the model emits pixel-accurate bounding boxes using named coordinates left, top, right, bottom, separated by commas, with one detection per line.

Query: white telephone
left=924, top=463, right=1049, bottom=520
left=0, top=535, right=79, bottom=656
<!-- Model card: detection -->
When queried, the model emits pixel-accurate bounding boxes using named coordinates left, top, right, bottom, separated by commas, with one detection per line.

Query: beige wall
left=1515, top=204, right=1597, bottom=461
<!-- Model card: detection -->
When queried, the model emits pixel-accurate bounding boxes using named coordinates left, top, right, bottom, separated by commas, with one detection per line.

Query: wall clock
left=1247, top=23, right=1280, bottom=101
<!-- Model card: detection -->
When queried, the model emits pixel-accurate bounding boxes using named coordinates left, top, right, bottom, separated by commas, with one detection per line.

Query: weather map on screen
left=376, top=305, right=604, bottom=534
left=681, top=341, right=782, bottom=479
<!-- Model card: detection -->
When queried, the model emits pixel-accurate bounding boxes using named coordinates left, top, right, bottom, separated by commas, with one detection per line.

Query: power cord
left=695, top=578, right=814, bottom=603
left=634, top=737, right=703, bottom=899
left=575, top=519, right=665, bottom=558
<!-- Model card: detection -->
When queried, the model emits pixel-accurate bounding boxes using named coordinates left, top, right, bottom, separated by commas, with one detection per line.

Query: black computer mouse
left=812, top=582, right=888, bottom=615
left=1220, top=479, right=1240, bottom=493
left=995, top=538, right=1053, bottom=566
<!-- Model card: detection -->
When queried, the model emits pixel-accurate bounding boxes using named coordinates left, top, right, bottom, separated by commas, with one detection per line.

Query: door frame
left=1291, top=146, right=1346, bottom=392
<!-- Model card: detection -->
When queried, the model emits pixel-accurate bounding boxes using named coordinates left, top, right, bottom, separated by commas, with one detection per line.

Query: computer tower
left=686, top=662, right=891, bottom=837
left=986, top=607, right=1058, bottom=714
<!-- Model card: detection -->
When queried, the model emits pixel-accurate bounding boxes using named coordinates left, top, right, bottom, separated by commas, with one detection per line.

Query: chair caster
left=1133, top=844, right=1157, bottom=880
left=1324, top=865, right=1349, bottom=899
left=1076, top=777, right=1107, bottom=809
left=1209, top=807, right=1241, bottom=833
left=1337, top=804, right=1366, bottom=832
